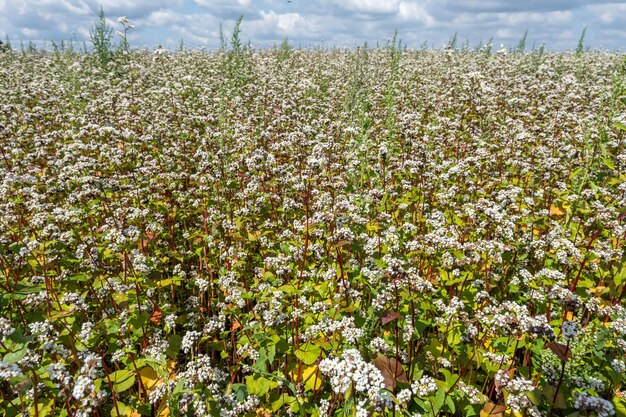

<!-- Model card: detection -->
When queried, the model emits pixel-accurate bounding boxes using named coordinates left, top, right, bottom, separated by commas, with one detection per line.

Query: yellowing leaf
left=289, top=365, right=322, bottom=391
left=549, top=205, right=564, bottom=216
left=256, top=408, right=272, bottom=417
left=588, top=286, right=606, bottom=296
left=366, top=222, right=381, bottom=232
left=301, top=365, right=322, bottom=391
left=139, top=366, right=163, bottom=394
left=166, top=360, right=176, bottom=374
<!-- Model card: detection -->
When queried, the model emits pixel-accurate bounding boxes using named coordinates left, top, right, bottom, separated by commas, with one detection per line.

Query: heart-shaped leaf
left=373, top=354, right=408, bottom=390
left=547, top=342, right=571, bottom=362
left=381, top=311, right=400, bottom=325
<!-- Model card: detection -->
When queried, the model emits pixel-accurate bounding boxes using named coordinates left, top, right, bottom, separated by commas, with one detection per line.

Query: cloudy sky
left=1, top=0, right=625, bottom=51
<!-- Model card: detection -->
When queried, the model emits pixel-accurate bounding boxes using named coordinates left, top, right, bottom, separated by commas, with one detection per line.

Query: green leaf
left=272, top=394, right=299, bottom=412
left=294, top=345, right=322, bottom=365
left=433, top=389, right=446, bottom=415
left=48, top=310, right=74, bottom=321
left=614, top=121, right=626, bottom=131
left=166, top=334, right=182, bottom=358
left=110, top=401, right=129, bottom=417
left=67, top=273, right=88, bottom=282
left=3, top=343, right=28, bottom=364
left=246, top=375, right=276, bottom=397
left=136, top=404, right=152, bottom=416
left=602, top=157, right=615, bottom=170
left=109, top=370, right=135, bottom=393
left=254, top=347, right=268, bottom=372
left=129, top=311, right=149, bottom=329
left=232, top=383, right=248, bottom=402
left=613, top=397, right=626, bottom=417
left=3, top=283, right=43, bottom=300
left=445, top=394, right=456, bottom=413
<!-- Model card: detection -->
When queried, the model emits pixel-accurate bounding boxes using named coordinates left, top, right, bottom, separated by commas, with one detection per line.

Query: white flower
left=73, top=375, right=94, bottom=400
left=396, top=388, right=412, bottom=406
left=0, top=317, right=15, bottom=339
left=612, top=359, right=626, bottom=373
left=562, top=320, right=579, bottom=340
left=411, top=375, right=437, bottom=397
left=574, top=392, right=615, bottom=417
left=181, top=330, right=201, bottom=353
left=319, top=349, right=385, bottom=404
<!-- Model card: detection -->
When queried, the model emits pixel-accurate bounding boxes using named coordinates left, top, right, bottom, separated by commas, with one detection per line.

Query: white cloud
left=245, top=10, right=321, bottom=40
left=499, top=10, right=573, bottom=26
left=585, top=3, right=626, bottom=25
left=193, top=0, right=258, bottom=19
left=334, top=0, right=400, bottom=14
left=0, top=0, right=624, bottom=50
left=398, top=1, right=434, bottom=25
left=143, top=9, right=184, bottom=27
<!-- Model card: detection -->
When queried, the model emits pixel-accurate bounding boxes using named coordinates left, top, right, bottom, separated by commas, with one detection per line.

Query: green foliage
left=220, top=15, right=252, bottom=92
left=277, top=36, right=292, bottom=62
left=447, top=31, right=458, bottom=50
left=515, top=29, right=528, bottom=53
left=576, top=27, right=587, bottom=55
left=0, top=38, right=10, bottom=53
left=89, top=5, right=114, bottom=67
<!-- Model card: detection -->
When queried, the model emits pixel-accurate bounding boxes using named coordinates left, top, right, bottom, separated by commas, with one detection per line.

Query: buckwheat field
left=1, top=37, right=626, bottom=417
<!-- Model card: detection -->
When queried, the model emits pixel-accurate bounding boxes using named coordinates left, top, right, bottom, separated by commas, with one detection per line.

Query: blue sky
left=1, top=0, right=625, bottom=51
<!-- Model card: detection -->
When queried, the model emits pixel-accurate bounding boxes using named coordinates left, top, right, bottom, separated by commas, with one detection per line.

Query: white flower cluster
left=182, top=330, right=202, bottom=353
left=47, top=362, right=72, bottom=388
left=180, top=354, right=228, bottom=389
left=302, top=316, right=363, bottom=343
left=612, top=358, right=626, bottom=373
left=0, top=361, right=24, bottom=379
left=456, top=381, right=485, bottom=404
left=411, top=375, right=437, bottom=397
left=368, top=337, right=390, bottom=354
left=574, top=392, right=615, bottom=417
left=219, top=393, right=260, bottom=417
left=319, top=349, right=385, bottom=404
left=149, top=380, right=176, bottom=405
left=0, top=317, right=15, bottom=341
left=396, top=388, right=412, bottom=406
left=236, top=343, right=260, bottom=361
left=561, top=320, right=579, bottom=340
left=71, top=351, right=107, bottom=414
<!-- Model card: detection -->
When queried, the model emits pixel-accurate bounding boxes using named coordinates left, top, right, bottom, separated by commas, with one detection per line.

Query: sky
left=1, top=0, right=625, bottom=51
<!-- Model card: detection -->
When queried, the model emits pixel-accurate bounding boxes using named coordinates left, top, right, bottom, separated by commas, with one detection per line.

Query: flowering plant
left=0, top=39, right=625, bottom=417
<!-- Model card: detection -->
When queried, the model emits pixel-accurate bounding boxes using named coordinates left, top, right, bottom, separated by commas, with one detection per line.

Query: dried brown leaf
left=547, top=342, right=571, bottom=362
left=381, top=311, right=400, bottom=325
left=480, top=402, right=506, bottom=417
left=372, top=354, right=409, bottom=390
